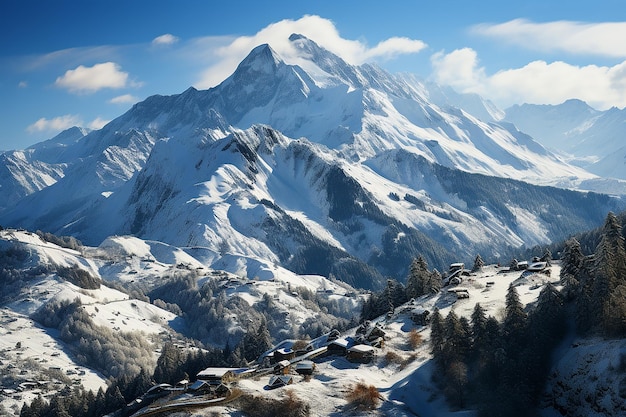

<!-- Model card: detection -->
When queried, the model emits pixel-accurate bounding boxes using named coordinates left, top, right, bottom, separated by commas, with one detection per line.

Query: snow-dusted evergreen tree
left=592, top=212, right=626, bottom=335
left=540, top=248, right=552, bottom=266
left=560, top=238, right=584, bottom=280
left=470, top=303, right=488, bottom=355
left=429, top=308, right=445, bottom=363
left=472, top=254, right=485, bottom=272
left=427, top=269, right=443, bottom=294
left=406, top=255, right=429, bottom=298
left=503, top=285, right=528, bottom=349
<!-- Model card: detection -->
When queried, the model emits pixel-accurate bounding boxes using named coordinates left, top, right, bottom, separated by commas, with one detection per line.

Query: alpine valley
left=2, top=34, right=626, bottom=417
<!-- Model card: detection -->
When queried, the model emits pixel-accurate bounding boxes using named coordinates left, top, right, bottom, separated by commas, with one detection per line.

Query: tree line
left=429, top=211, right=626, bottom=416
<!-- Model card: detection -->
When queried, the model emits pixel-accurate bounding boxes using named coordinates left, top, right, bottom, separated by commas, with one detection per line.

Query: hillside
left=0, top=228, right=363, bottom=414
left=3, top=225, right=626, bottom=417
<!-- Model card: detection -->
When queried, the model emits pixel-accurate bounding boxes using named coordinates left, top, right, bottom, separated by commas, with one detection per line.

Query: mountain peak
left=235, top=43, right=283, bottom=75
left=287, top=33, right=362, bottom=88
left=288, top=33, right=307, bottom=42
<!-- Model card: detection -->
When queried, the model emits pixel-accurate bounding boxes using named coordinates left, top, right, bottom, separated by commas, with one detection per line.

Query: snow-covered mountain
left=1, top=35, right=625, bottom=289
left=505, top=99, right=626, bottom=180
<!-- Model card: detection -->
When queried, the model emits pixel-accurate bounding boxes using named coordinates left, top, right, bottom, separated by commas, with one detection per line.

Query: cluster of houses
left=136, top=323, right=389, bottom=408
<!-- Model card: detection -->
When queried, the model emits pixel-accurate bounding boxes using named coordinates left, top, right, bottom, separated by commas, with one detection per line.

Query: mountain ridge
left=1, top=34, right=625, bottom=289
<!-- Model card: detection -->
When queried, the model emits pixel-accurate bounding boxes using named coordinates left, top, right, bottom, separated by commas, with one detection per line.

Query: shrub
left=384, top=351, right=404, bottom=366
left=408, top=328, right=423, bottom=349
left=237, top=390, right=310, bottom=417
left=56, top=265, right=100, bottom=289
left=346, top=382, right=381, bottom=410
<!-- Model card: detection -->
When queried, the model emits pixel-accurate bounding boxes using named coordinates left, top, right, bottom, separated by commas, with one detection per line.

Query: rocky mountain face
left=1, top=35, right=625, bottom=289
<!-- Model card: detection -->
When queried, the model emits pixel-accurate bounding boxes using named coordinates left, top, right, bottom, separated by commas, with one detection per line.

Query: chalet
left=188, top=380, right=211, bottom=393
left=273, top=359, right=291, bottom=375
left=447, top=287, right=470, bottom=299
left=346, top=344, right=376, bottom=363
left=355, top=321, right=386, bottom=344
left=516, top=261, right=529, bottom=271
left=295, top=360, right=316, bottom=375
left=273, top=347, right=295, bottom=362
left=527, top=261, right=547, bottom=272
left=449, top=262, right=464, bottom=273
left=267, top=375, right=294, bottom=389
left=456, top=289, right=470, bottom=299
left=326, top=337, right=351, bottom=356
left=196, top=367, right=240, bottom=385
left=144, top=383, right=173, bottom=399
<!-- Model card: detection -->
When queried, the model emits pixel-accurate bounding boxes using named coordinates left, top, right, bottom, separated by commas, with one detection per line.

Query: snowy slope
left=0, top=228, right=363, bottom=415
left=154, top=263, right=623, bottom=417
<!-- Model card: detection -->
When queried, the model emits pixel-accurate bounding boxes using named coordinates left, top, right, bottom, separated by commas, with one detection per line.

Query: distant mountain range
left=1, top=34, right=625, bottom=289
left=504, top=99, right=626, bottom=181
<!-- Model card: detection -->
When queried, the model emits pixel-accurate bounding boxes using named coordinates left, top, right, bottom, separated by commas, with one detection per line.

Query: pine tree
left=443, top=311, right=471, bottom=364
left=593, top=212, right=626, bottom=335
left=560, top=238, right=584, bottom=280
left=241, top=319, right=273, bottom=362
left=406, top=256, right=429, bottom=298
left=472, top=254, right=485, bottom=272
left=104, top=386, right=126, bottom=414
left=153, top=342, right=185, bottom=383
left=427, top=269, right=442, bottom=294
left=429, top=308, right=445, bottom=364
left=503, top=285, right=527, bottom=352
left=540, top=248, right=552, bottom=266
left=470, top=303, right=487, bottom=354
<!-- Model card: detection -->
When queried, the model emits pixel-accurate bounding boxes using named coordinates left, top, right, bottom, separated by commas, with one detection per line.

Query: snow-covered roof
left=268, top=375, right=293, bottom=387
left=295, top=360, right=315, bottom=369
left=197, top=367, right=239, bottom=378
left=348, top=344, right=375, bottom=353
left=328, top=337, right=350, bottom=348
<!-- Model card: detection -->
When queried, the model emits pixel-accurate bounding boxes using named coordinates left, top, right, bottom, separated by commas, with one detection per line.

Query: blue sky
left=2, top=0, right=626, bottom=150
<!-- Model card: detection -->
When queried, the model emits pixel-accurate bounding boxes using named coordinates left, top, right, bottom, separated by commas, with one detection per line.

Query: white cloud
left=55, top=62, right=130, bottom=93
left=18, top=81, right=27, bottom=88
left=109, top=94, right=139, bottom=104
left=26, top=115, right=110, bottom=134
left=152, top=33, right=179, bottom=46
left=363, top=37, right=427, bottom=61
left=472, top=19, right=626, bottom=58
left=430, top=48, right=626, bottom=110
left=431, top=48, right=486, bottom=92
left=196, top=15, right=427, bottom=88
left=88, top=117, right=109, bottom=130
left=26, top=114, right=82, bottom=133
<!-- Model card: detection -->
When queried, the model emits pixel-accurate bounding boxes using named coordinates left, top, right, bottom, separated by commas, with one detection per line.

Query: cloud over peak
left=196, top=15, right=427, bottom=88
left=26, top=114, right=82, bottom=133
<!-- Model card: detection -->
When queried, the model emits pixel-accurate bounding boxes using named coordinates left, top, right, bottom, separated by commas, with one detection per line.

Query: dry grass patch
left=237, top=389, right=310, bottom=417
left=346, top=382, right=382, bottom=410
left=408, top=329, right=423, bottom=349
